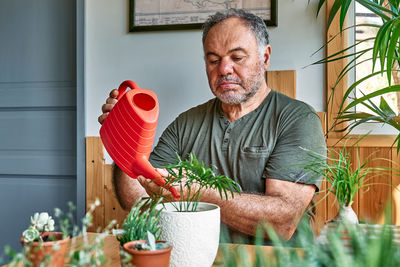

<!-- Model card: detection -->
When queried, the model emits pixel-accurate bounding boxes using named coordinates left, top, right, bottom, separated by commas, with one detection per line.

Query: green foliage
left=116, top=199, right=162, bottom=246
left=218, top=217, right=400, bottom=267
left=4, top=199, right=116, bottom=267
left=159, top=152, right=242, bottom=212
left=313, top=0, right=400, bottom=151
left=301, top=141, right=390, bottom=207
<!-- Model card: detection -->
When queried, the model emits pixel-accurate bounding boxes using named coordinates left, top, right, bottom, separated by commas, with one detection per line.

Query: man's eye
left=233, top=57, right=244, bottom=62
left=209, top=59, right=220, bottom=64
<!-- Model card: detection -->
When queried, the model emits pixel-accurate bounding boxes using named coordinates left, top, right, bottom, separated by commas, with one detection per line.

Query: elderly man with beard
left=98, top=9, right=326, bottom=243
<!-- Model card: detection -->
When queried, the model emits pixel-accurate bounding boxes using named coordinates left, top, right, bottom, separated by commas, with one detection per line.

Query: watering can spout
left=100, top=80, right=179, bottom=200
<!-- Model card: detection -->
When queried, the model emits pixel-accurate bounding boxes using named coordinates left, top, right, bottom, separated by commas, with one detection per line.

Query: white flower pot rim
left=155, top=202, right=220, bottom=213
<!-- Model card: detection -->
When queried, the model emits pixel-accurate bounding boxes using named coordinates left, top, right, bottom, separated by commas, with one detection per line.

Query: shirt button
left=223, top=139, right=228, bottom=143
left=227, top=129, right=231, bottom=133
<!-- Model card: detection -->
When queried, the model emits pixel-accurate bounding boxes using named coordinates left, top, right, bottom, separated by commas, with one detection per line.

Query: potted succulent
left=19, top=212, right=70, bottom=267
left=122, top=231, right=172, bottom=267
left=5, top=200, right=116, bottom=267
left=301, top=141, right=390, bottom=224
left=115, top=198, right=172, bottom=267
left=149, top=153, right=241, bottom=267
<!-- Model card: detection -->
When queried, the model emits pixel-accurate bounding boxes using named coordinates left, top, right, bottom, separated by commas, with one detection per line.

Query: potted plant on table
left=302, top=141, right=390, bottom=224
left=19, top=212, right=70, bottom=267
left=5, top=200, right=116, bottom=267
left=115, top=198, right=173, bottom=267
left=149, top=153, right=241, bottom=267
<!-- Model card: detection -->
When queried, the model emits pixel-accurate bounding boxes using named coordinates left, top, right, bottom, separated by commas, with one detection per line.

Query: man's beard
left=213, top=66, right=264, bottom=105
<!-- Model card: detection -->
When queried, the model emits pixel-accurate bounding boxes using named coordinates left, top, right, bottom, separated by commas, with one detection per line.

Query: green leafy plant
left=218, top=216, right=400, bottom=267
left=116, top=198, right=162, bottom=246
left=301, top=141, right=390, bottom=207
left=158, top=152, right=241, bottom=212
left=4, top=199, right=116, bottom=267
left=312, top=0, right=400, bottom=151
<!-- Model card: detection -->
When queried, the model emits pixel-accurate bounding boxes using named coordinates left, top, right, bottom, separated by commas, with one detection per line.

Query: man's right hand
left=98, top=89, right=119, bottom=125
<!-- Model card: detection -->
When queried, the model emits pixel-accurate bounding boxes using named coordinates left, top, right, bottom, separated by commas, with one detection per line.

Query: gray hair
left=202, top=9, right=270, bottom=56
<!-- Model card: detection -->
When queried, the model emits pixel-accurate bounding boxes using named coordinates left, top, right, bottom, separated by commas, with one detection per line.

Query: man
left=98, top=9, right=326, bottom=243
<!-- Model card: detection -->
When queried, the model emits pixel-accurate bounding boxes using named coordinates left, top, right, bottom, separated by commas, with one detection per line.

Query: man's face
left=203, top=17, right=270, bottom=105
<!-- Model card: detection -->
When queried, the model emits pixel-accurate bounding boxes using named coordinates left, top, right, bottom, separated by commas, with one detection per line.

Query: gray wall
left=0, top=0, right=77, bottom=253
left=85, top=0, right=326, bottom=163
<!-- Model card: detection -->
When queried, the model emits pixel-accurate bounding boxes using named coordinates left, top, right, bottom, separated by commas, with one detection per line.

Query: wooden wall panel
left=391, top=148, right=400, bottom=225
left=104, top=164, right=128, bottom=228
left=266, top=70, right=296, bottom=98
left=326, top=0, right=348, bottom=138
left=358, top=147, right=392, bottom=224
left=85, top=137, right=105, bottom=231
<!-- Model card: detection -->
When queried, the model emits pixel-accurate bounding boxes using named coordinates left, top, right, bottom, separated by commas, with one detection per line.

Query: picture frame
left=129, top=0, right=277, bottom=32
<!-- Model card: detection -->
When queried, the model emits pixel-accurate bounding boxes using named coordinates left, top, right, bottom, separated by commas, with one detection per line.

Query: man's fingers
left=98, top=113, right=109, bottom=125
left=110, top=89, right=119, bottom=98
left=156, top=168, right=169, bottom=177
left=102, top=103, right=115, bottom=113
left=106, top=97, right=118, bottom=105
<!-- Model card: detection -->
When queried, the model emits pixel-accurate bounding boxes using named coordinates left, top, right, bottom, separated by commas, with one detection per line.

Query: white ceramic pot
left=334, top=205, right=359, bottom=224
left=155, top=202, right=220, bottom=267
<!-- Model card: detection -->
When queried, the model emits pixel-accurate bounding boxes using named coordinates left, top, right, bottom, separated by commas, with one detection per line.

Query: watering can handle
left=117, top=80, right=140, bottom=101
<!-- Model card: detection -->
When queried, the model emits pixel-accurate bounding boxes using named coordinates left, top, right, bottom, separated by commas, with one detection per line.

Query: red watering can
left=100, top=80, right=179, bottom=200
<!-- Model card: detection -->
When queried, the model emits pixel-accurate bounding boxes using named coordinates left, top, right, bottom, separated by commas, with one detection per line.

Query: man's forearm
left=201, top=190, right=305, bottom=240
left=112, top=164, right=149, bottom=210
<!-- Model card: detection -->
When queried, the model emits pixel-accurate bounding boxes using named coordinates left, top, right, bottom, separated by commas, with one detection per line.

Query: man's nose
left=218, top=59, right=234, bottom=75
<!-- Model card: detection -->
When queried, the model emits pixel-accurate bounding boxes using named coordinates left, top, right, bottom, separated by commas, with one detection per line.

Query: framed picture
left=129, top=0, right=277, bottom=32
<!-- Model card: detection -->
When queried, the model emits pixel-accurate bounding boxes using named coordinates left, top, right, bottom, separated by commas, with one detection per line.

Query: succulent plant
left=133, top=231, right=171, bottom=251
left=22, top=212, right=55, bottom=242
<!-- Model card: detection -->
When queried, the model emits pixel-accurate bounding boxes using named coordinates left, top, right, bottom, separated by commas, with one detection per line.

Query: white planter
left=155, top=202, right=220, bottom=267
left=334, top=205, right=359, bottom=224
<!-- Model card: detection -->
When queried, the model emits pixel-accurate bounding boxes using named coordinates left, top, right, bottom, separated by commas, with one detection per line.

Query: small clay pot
left=122, top=240, right=172, bottom=267
left=20, top=232, right=70, bottom=267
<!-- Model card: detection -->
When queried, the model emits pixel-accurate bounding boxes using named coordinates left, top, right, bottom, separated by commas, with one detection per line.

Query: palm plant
left=313, top=0, right=400, bottom=151
left=158, top=152, right=241, bottom=212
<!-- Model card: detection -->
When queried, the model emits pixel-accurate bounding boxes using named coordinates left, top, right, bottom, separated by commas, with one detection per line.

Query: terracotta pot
left=20, top=232, right=70, bottom=267
left=122, top=240, right=172, bottom=267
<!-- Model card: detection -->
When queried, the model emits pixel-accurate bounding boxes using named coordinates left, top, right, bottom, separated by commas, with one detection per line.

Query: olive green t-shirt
left=149, top=90, right=326, bottom=242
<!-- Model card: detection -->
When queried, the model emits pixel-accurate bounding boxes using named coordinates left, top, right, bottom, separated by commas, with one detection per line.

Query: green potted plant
left=122, top=231, right=172, bottom=267
left=313, top=0, right=400, bottom=151
left=5, top=200, right=116, bottom=267
left=149, top=152, right=241, bottom=267
left=301, top=141, right=390, bottom=224
left=115, top=198, right=173, bottom=267
left=19, top=212, right=70, bottom=267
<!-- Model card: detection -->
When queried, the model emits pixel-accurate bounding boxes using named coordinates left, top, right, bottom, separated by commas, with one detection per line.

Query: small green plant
left=218, top=216, right=400, bottom=267
left=21, top=212, right=55, bottom=243
left=116, top=198, right=162, bottom=246
left=301, top=142, right=389, bottom=207
left=4, top=199, right=116, bottom=267
left=156, top=152, right=241, bottom=212
left=133, top=231, right=171, bottom=251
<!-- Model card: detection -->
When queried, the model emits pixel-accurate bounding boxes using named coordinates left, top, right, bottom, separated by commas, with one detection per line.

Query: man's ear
left=263, top=45, right=272, bottom=70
